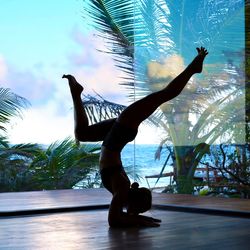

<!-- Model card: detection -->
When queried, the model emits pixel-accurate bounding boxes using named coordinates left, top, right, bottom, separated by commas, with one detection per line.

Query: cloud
left=0, top=55, right=8, bottom=81
left=67, top=29, right=129, bottom=105
left=8, top=104, right=74, bottom=145
left=147, top=54, right=185, bottom=80
left=4, top=29, right=133, bottom=145
left=9, top=70, right=56, bottom=103
left=0, top=56, right=56, bottom=106
left=68, top=29, right=104, bottom=68
left=0, top=54, right=75, bottom=143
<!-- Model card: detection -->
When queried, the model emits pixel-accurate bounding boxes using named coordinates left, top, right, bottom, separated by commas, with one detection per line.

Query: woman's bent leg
left=63, top=74, right=116, bottom=142
left=77, top=118, right=116, bottom=141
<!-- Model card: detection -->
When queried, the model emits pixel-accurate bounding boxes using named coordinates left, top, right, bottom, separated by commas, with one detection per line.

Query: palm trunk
left=174, top=145, right=194, bottom=194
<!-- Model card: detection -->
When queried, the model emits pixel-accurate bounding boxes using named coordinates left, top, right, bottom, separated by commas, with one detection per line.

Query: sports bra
left=102, top=122, right=138, bottom=151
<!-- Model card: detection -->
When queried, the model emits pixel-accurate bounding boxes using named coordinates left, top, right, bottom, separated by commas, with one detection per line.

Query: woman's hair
left=129, top=182, right=152, bottom=213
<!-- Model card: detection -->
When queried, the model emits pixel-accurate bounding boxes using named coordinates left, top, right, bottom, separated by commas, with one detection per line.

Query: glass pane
left=0, top=1, right=112, bottom=191
left=0, top=0, right=248, bottom=198
left=133, top=0, right=246, bottom=193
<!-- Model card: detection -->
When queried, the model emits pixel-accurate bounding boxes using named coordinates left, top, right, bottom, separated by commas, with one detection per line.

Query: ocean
left=120, top=143, right=245, bottom=189
left=121, top=144, right=173, bottom=189
left=74, top=143, right=173, bottom=190
left=78, top=143, right=245, bottom=190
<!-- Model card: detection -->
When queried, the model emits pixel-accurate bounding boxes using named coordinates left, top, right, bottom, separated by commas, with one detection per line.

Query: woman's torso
left=99, top=121, right=137, bottom=193
left=99, top=146, right=130, bottom=197
left=99, top=146, right=122, bottom=170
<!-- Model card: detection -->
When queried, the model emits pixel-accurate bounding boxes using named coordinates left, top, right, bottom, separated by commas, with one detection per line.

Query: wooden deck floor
left=1, top=189, right=249, bottom=217
left=0, top=189, right=250, bottom=249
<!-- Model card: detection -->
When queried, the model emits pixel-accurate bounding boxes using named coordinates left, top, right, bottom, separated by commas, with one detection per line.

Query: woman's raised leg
left=63, top=74, right=116, bottom=142
left=117, top=47, right=208, bottom=128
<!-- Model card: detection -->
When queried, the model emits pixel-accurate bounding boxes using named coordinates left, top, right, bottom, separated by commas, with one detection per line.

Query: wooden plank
left=0, top=189, right=250, bottom=216
left=0, top=190, right=250, bottom=249
left=152, top=193, right=250, bottom=213
left=0, top=189, right=111, bottom=212
left=0, top=209, right=249, bottom=250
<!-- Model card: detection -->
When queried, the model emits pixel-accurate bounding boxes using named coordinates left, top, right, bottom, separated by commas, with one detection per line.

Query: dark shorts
left=102, top=122, right=138, bottom=151
left=100, top=166, right=124, bottom=194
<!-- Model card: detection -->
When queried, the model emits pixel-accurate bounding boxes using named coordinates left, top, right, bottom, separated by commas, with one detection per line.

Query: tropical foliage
left=1, top=0, right=248, bottom=196
left=0, top=136, right=101, bottom=192
left=0, top=87, right=101, bottom=192
left=0, top=87, right=28, bottom=134
left=82, top=0, right=248, bottom=194
left=28, top=138, right=100, bottom=190
left=0, top=137, right=41, bottom=191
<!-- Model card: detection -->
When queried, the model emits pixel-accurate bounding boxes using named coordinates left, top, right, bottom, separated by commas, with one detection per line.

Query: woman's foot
left=188, top=47, right=208, bottom=74
left=62, top=74, right=84, bottom=96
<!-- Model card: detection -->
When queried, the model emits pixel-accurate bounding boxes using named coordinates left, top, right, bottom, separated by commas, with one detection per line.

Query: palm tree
left=0, top=137, right=100, bottom=191
left=0, top=87, right=43, bottom=191
left=82, top=0, right=245, bottom=193
left=0, top=87, right=28, bottom=134
left=29, top=138, right=100, bottom=190
left=0, top=87, right=101, bottom=191
left=0, top=137, right=43, bottom=191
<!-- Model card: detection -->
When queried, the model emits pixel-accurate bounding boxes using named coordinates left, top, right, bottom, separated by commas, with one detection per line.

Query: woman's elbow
left=108, top=214, right=120, bottom=227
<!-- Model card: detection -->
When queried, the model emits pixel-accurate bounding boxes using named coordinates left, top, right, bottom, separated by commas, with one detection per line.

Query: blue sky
left=0, top=0, right=245, bottom=145
left=0, top=0, right=132, bottom=144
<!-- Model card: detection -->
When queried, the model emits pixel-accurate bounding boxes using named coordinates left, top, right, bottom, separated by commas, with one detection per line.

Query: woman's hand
left=137, top=214, right=161, bottom=227
left=109, top=188, right=161, bottom=228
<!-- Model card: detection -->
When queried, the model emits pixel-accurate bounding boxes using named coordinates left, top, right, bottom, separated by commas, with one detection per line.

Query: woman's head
left=127, top=182, right=152, bottom=215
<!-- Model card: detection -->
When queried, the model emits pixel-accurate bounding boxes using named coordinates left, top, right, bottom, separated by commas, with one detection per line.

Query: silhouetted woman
left=63, top=47, right=208, bottom=227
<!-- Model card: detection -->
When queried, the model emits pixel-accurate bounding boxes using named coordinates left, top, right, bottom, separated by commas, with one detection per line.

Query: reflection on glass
left=131, top=0, right=246, bottom=194
left=134, top=0, right=245, bottom=146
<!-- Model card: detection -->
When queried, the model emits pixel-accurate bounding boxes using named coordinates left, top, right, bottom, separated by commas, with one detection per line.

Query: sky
left=0, top=0, right=245, bottom=146
left=0, top=0, right=162, bottom=145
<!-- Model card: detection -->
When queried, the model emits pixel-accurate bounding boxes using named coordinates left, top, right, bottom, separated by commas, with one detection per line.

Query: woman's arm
left=107, top=168, right=161, bottom=227
left=108, top=193, right=161, bottom=227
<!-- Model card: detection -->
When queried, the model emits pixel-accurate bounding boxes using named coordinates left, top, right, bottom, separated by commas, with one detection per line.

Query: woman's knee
left=74, top=126, right=88, bottom=141
left=74, top=126, right=106, bottom=142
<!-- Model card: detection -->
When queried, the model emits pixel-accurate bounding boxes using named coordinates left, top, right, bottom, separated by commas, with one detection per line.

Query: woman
left=63, top=47, right=208, bottom=227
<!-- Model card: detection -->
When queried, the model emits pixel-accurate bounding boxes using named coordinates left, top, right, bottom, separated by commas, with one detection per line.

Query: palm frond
left=0, top=88, right=29, bottom=133
left=83, top=0, right=135, bottom=84
left=82, top=94, right=126, bottom=124
left=0, top=136, right=9, bottom=148
left=132, top=0, right=173, bottom=98
left=0, top=143, right=42, bottom=158
left=29, top=137, right=100, bottom=190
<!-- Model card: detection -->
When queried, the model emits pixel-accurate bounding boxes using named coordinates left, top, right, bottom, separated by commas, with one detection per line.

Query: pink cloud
left=0, top=57, right=56, bottom=104
left=0, top=55, right=8, bottom=81
left=67, top=29, right=129, bottom=105
left=69, top=29, right=106, bottom=67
